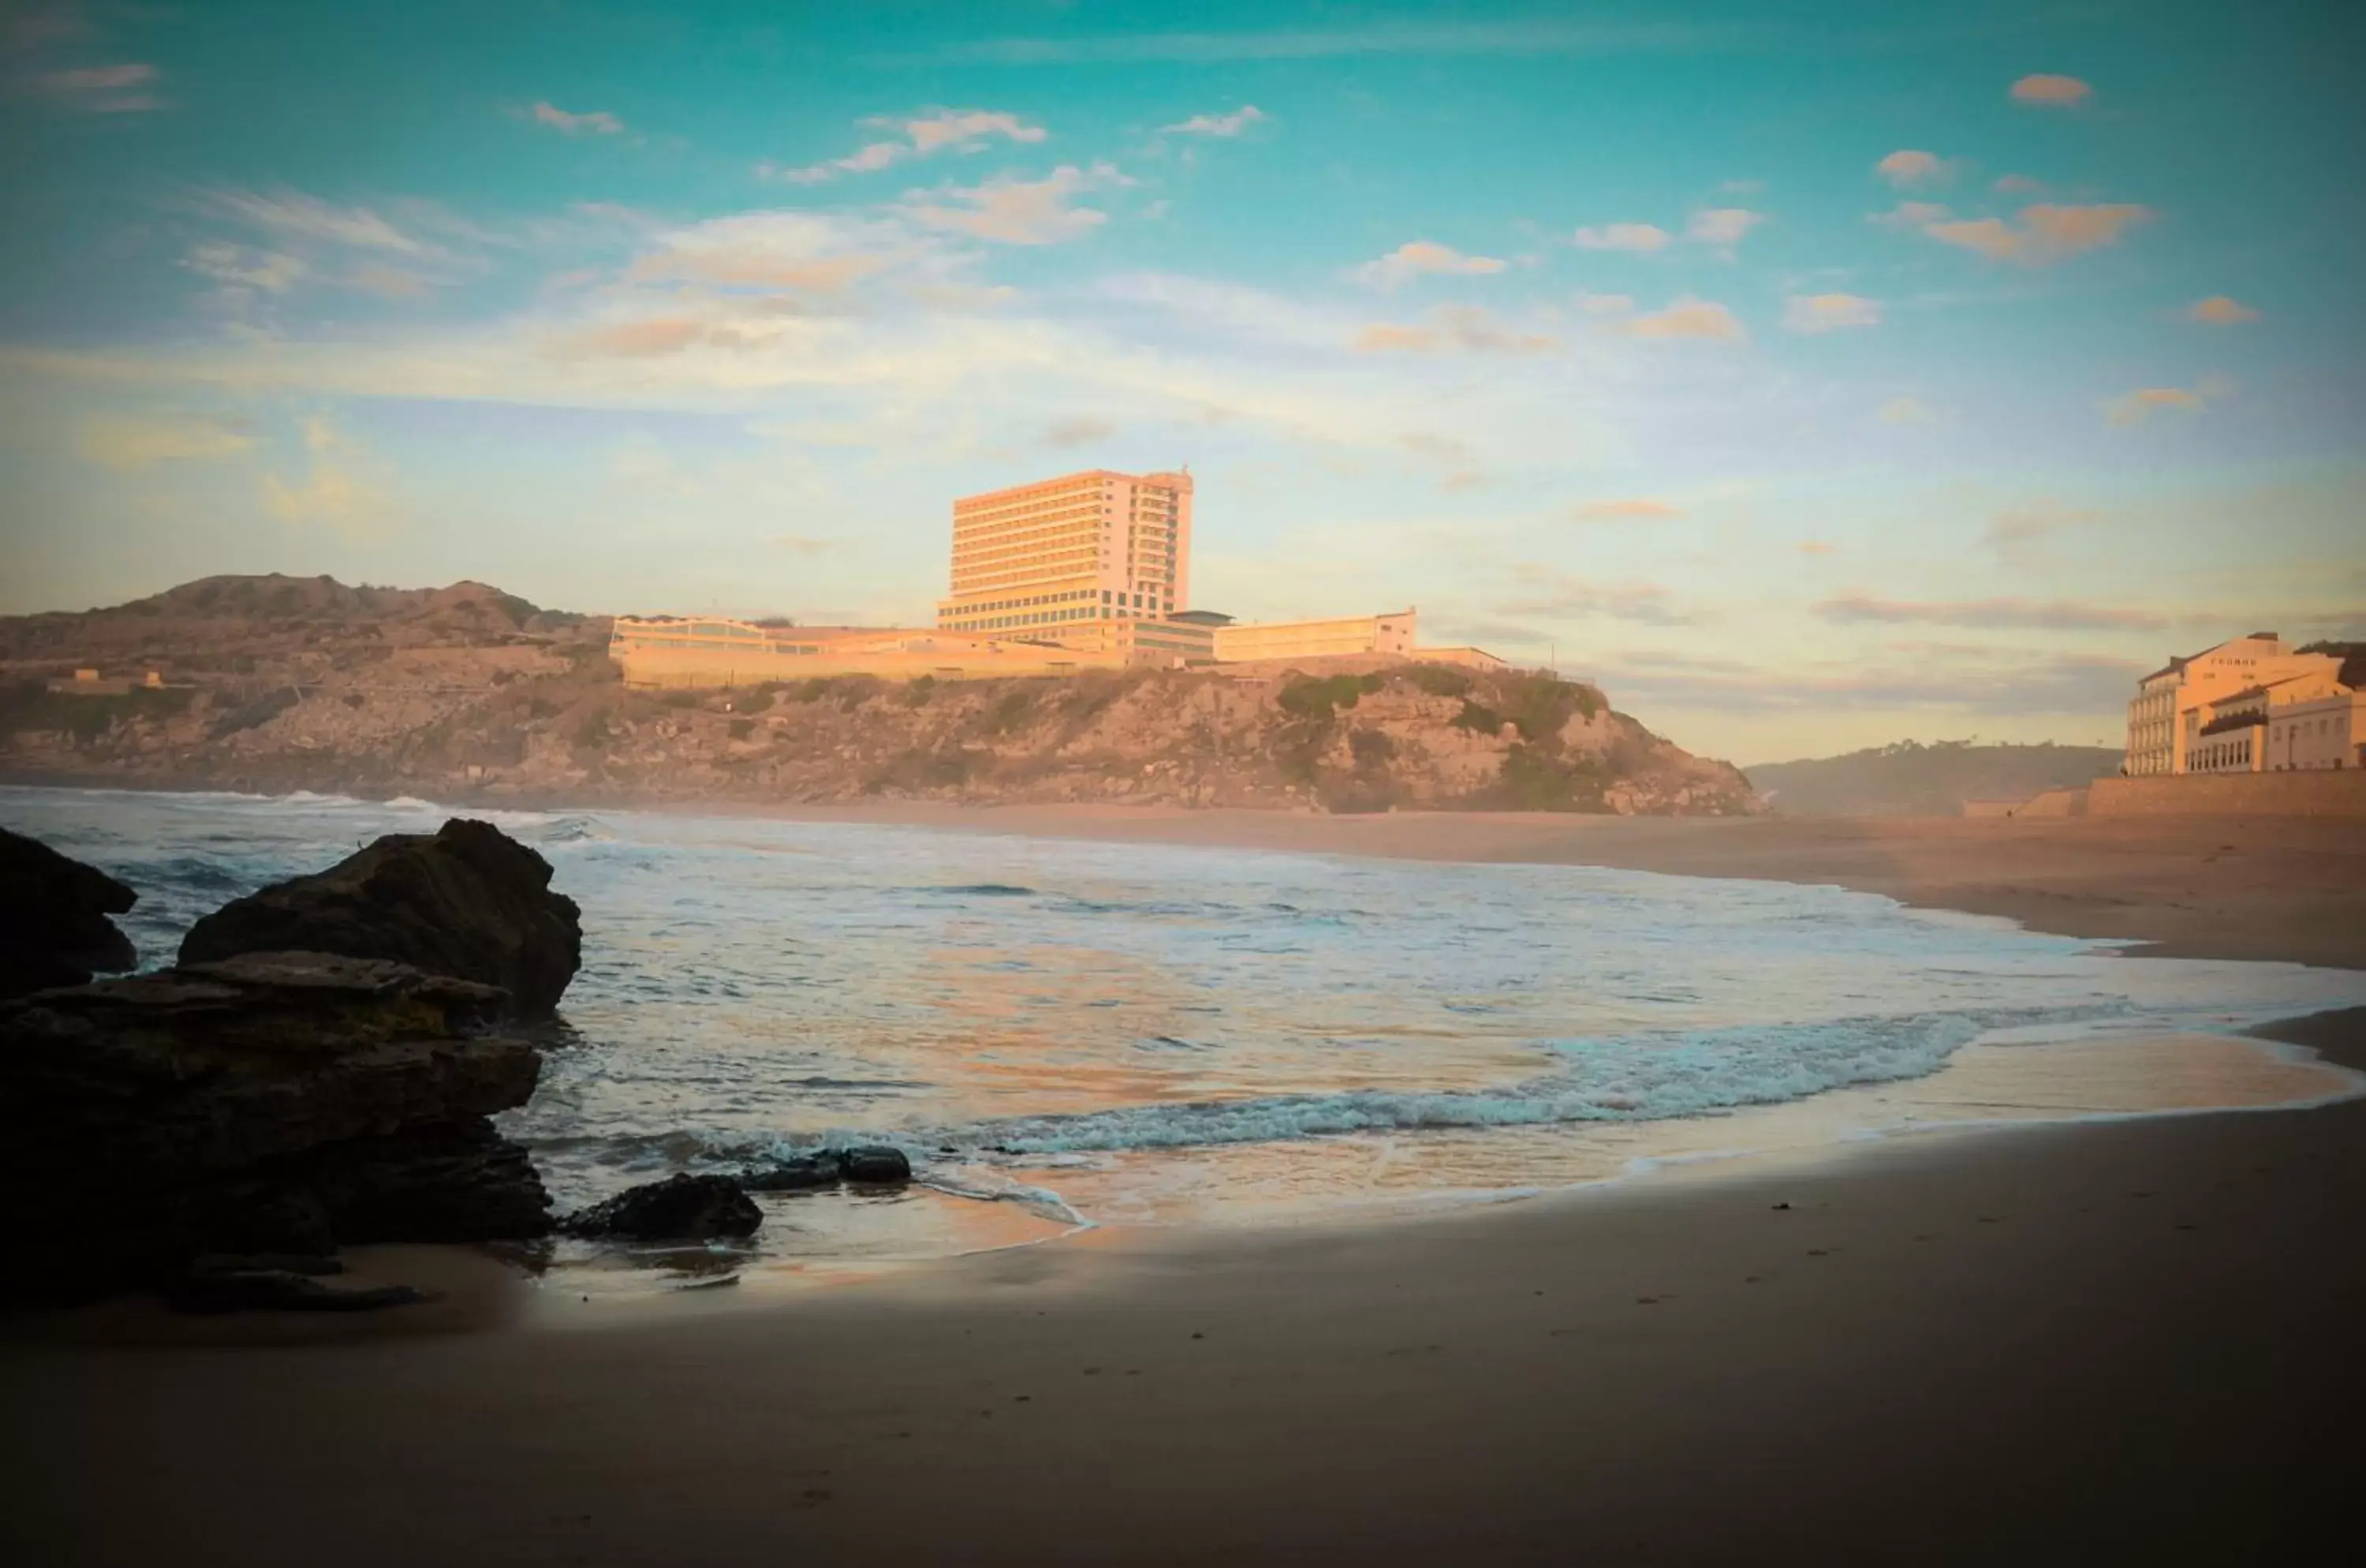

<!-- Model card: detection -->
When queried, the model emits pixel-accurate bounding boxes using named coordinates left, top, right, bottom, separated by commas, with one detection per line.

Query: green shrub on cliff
left=1278, top=672, right=1380, bottom=722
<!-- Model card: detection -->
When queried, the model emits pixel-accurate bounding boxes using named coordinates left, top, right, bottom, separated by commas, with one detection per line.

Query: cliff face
left=0, top=576, right=1760, bottom=816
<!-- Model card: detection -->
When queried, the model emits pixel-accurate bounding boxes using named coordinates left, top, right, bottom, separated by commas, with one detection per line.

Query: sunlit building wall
left=935, top=469, right=1193, bottom=635
left=2123, top=633, right=2342, bottom=775
left=1211, top=610, right=1417, bottom=664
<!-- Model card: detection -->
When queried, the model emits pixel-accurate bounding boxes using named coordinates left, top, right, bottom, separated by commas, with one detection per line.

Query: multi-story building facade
left=935, top=469, right=1192, bottom=635
left=2123, top=633, right=2342, bottom=775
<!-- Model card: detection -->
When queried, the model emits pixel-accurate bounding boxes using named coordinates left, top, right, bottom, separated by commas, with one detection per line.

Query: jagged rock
left=561, top=1174, right=763, bottom=1242
left=739, top=1155, right=842, bottom=1193
left=0, top=827, right=138, bottom=1000
left=0, top=950, right=550, bottom=1304
left=840, top=1146, right=912, bottom=1185
left=740, top=1146, right=913, bottom=1193
left=177, top=818, right=582, bottom=1017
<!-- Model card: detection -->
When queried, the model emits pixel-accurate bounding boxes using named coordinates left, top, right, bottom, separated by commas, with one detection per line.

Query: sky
left=1, top=0, right=2360, bottom=764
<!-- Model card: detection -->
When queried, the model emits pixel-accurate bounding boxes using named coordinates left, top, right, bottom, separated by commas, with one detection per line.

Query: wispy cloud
left=1685, top=207, right=1763, bottom=255
left=1352, top=305, right=1557, bottom=355
left=2010, top=73, right=2093, bottom=106
left=1983, top=500, right=2103, bottom=560
left=27, top=60, right=161, bottom=112
left=1043, top=415, right=1117, bottom=449
left=1574, top=498, right=1681, bottom=521
left=1503, top=569, right=1696, bottom=625
left=766, top=108, right=1047, bottom=185
left=1353, top=241, right=1506, bottom=290
left=1574, top=222, right=1670, bottom=252
left=76, top=413, right=256, bottom=470
left=263, top=416, right=394, bottom=536
left=1815, top=594, right=2167, bottom=631
left=1782, top=293, right=1881, bottom=334
left=185, top=242, right=306, bottom=295
left=1877, top=395, right=1936, bottom=425
left=529, top=102, right=625, bottom=136
left=1160, top=105, right=1267, bottom=137
left=624, top=211, right=912, bottom=293
left=901, top=162, right=1127, bottom=245
left=199, top=187, right=430, bottom=256
left=2183, top=295, right=2260, bottom=326
left=2103, top=379, right=2229, bottom=427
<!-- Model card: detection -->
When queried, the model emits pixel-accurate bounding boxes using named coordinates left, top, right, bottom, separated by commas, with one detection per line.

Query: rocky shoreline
left=0, top=817, right=906, bottom=1312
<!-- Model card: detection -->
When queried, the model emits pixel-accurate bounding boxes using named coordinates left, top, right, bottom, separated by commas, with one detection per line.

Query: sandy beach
left=5, top=809, right=2364, bottom=1566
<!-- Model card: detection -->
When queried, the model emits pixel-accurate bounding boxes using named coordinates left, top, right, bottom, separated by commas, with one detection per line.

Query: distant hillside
left=1744, top=741, right=2123, bottom=817
left=0, top=575, right=1759, bottom=816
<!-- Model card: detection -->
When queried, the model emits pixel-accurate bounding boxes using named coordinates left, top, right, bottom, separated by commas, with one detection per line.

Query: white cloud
left=530, top=102, right=625, bottom=136
left=1353, top=241, right=1508, bottom=290
left=901, top=163, right=1126, bottom=245
left=1782, top=293, right=1881, bottom=334
left=2011, top=73, right=2093, bottom=106
left=1685, top=207, right=1763, bottom=253
left=1899, top=202, right=2154, bottom=265
left=1161, top=105, right=1267, bottom=136
left=1574, top=292, right=1636, bottom=317
left=1619, top=297, right=1745, bottom=342
left=1574, top=222, right=1670, bottom=252
left=1874, top=150, right=1947, bottom=189
left=1877, top=395, right=1935, bottom=425
left=767, top=108, right=1047, bottom=184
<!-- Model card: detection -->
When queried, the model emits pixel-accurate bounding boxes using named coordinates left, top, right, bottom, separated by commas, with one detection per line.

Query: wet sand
left=5, top=810, right=2364, bottom=1566
left=5, top=1010, right=2361, bottom=1566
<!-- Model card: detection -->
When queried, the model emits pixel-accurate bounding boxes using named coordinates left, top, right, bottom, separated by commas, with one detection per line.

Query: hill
left=0, top=576, right=1760, bottom=816
left=1744, top=740, right=2123, bottom=816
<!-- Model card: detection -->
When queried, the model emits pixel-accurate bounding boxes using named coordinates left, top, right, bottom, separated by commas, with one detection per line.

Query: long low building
left=1209, top=610, right=1416, bottom=663
left=610, top=618, right=1137, bottom=688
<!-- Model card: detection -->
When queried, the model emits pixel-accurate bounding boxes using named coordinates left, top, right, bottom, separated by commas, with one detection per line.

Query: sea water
left=8, top=786, right=2362, bottom=1282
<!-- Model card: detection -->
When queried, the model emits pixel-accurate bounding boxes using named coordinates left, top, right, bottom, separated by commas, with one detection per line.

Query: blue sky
left=2, top=0, right=2360, bottom=763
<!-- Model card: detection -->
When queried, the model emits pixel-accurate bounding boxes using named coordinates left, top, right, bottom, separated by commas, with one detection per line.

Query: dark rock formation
left=177, top=818, right=581, bottom=1017
left=0, top=950, right=551, bottom=1304
left=560, top=1174, right=762, bottom=1242
left=168, top=1257, right=429, bottom=1314
left=741, top=1145, right=912, bottom=1193
left=0, top=827, right=138, bottom=1000
left=840, top=1145, right=913, bottom=1185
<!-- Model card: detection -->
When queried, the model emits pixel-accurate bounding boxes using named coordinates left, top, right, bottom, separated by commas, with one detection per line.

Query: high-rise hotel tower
left=935, top=469, right=1192, bottom=636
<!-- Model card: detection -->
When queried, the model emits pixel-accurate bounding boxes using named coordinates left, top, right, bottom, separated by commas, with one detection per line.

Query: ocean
left=9, top=786, right=2362, bottom=1289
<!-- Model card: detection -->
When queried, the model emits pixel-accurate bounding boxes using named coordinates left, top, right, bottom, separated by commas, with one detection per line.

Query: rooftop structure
left=935, top=469, right=1192, bottom=636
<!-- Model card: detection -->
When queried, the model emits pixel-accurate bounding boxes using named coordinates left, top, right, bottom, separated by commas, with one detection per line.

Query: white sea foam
left=8, top=783, right=2364, bottom=1261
